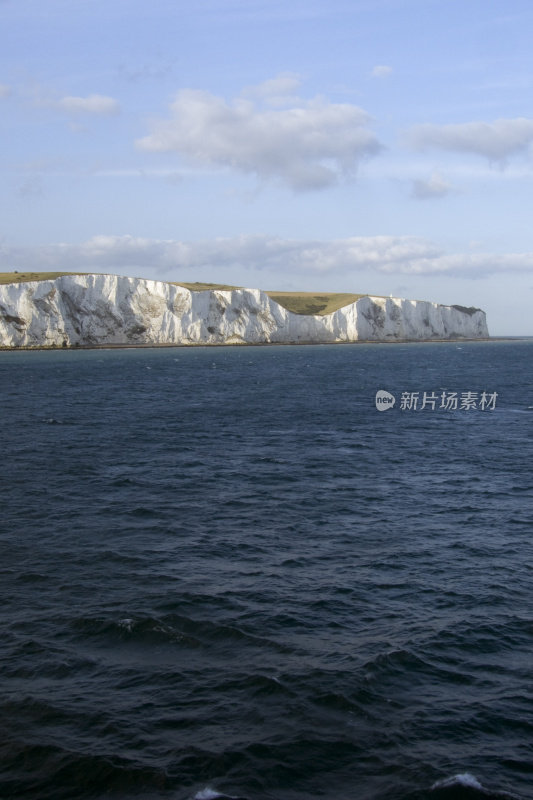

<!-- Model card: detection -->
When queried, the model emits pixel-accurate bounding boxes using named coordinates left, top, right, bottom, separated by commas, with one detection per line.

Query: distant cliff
left=0, top=274, right=489, bottom=347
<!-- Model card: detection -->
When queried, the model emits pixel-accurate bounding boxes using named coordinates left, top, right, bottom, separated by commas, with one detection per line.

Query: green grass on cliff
left=173, top=281, right=243, bottom=292
left=174, top=283, right=366, bottom=315
left=0, top=272, right=367, bottom=316
left=265, top=291, right=366, bottom=316
left=0, top=271, right=81, bottom=285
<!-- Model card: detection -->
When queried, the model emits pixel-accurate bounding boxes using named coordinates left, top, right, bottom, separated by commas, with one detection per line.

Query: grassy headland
left=265, top=291, right=366, bottom=316
left=0, top=271, right=81, bottom=285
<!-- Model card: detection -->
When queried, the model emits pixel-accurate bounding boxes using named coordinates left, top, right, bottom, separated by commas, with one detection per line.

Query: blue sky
left=1, top=0, right=533, bottom=334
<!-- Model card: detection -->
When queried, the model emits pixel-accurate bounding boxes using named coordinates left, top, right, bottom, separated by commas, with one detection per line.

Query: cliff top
left=0, top=271, right=81, bottom=285
left=0, top=271, right=370, bottom=316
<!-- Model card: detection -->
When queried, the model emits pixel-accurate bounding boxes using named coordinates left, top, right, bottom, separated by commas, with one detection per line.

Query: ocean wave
left=194, top=789, right=249, bottom=800
left=0, top=741, right=167, bottom=800
left=69, top=614, right=296, bottom=656
left=3, top=342, right=533, bottom=800
left=427, top=772, right=521, bottom=800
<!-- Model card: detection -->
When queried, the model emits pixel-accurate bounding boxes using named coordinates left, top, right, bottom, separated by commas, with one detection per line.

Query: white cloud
left=57, top=94, right=120, bottom=115
left=0, top=83, right=11, bottom=97
left=242, top=72, right=302, bottom=106
left=411, top=172, right=452, bottom=199
left=371, top=65, right=392, bottom=78
left=136, top=79, right=383, bottom=190
left=2, top=234, right=533, bottom=279
left=408, top=117, right=533, bottom=162
left=387, top=252, right=533, bottom=276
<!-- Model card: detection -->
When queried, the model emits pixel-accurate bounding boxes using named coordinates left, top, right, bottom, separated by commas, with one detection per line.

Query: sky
left=1, top=0, right=533, bottom=335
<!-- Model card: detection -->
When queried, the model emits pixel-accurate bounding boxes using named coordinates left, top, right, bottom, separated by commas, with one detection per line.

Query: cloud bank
left=136, top=78, right=383, bottom=190
left=2, top=234, right=533, bottom=279
left=408, top=117, right=533, bottom=161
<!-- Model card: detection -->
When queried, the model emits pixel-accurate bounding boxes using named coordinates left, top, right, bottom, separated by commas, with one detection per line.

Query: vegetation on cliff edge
left=0, top=271, right=377, bottom=316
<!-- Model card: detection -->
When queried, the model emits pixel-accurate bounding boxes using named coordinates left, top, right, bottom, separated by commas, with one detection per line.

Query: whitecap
left=194, top=789, right=246, bottom=800
left=432, top=772, right=483, bottom=790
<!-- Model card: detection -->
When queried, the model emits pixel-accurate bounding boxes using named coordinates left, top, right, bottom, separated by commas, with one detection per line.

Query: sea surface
left=1, top=340, right=533, bottom=800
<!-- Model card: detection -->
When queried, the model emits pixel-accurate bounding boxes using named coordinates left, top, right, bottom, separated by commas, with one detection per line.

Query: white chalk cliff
left=0, top=274, right=489, bottom=347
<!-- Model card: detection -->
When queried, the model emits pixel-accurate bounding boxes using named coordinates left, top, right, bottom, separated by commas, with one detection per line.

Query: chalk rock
left=0, top=274, right=489, bottom=347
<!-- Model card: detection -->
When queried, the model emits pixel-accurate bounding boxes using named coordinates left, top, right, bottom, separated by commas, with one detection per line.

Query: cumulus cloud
left=136, top=78, right=383, bottom=190
left=411, top=172, right=452, bottom=199
left=1, top=234, right=533, bottom=279
left=408, top=117, right=533, bottom=162
left=371, top=65, right=392, bottom=78
left=56, top=94, right=120, bottom=115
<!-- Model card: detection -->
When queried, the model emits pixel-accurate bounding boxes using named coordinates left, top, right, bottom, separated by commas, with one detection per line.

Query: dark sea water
left=1, top=340, right=533, bottom=800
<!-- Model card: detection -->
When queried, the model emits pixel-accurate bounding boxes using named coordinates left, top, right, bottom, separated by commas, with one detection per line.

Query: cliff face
left=0, top=274, right=489, bottom=347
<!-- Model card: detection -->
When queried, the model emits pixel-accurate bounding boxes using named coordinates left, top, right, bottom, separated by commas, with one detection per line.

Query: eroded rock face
left=0, top=274, right=489, bottom=347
